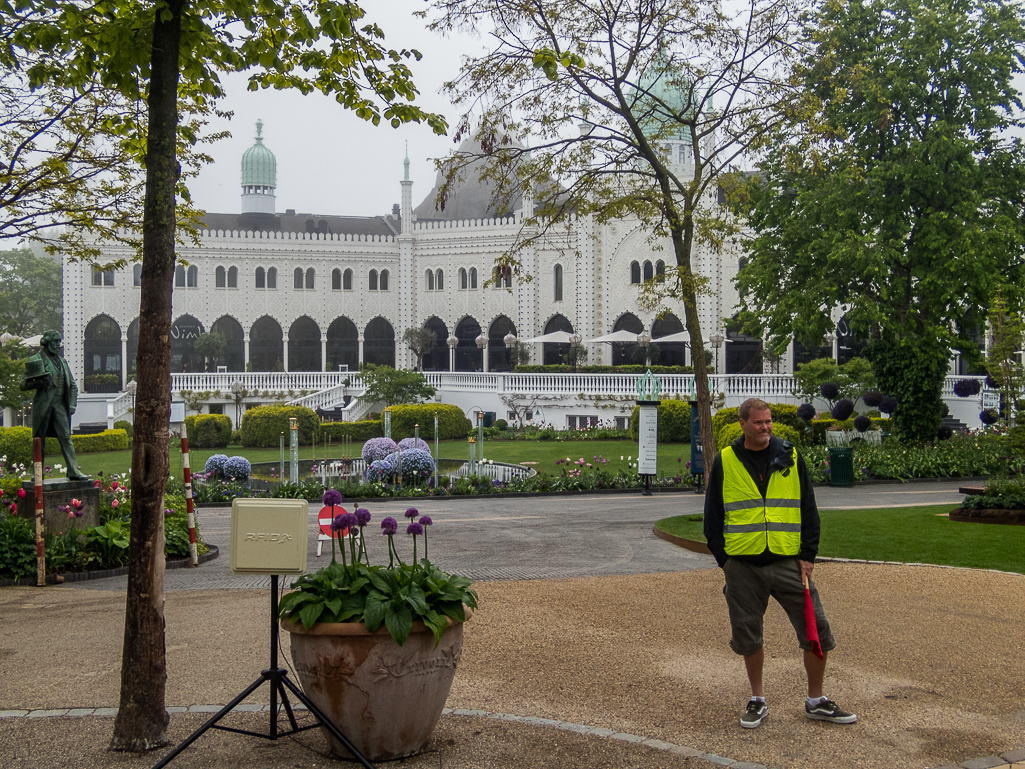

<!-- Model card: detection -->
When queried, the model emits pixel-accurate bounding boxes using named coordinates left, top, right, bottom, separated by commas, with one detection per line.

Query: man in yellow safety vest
left=704, top=398, right=856, bottom=729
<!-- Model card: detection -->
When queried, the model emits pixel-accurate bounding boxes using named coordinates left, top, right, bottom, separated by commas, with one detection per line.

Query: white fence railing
left=173, top=371, right=354, bottom=393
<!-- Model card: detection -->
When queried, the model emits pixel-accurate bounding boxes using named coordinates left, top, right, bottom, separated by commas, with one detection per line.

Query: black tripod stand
left=152, top=575, right=375, bottom=769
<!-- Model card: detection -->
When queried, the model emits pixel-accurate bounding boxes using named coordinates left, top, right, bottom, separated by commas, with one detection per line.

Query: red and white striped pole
left=33, top=438, right=45, bottom=586
left=181, top=437, right=198, bottom=567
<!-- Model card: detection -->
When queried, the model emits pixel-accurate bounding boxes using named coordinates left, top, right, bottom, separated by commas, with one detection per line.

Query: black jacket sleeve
left=703, top=455, right=728, bottom=568
left=796, top=451, right=820, bottom=563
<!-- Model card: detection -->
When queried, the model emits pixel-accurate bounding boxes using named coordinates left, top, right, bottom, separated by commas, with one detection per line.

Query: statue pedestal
left=18, top=478, right=101, bottom=534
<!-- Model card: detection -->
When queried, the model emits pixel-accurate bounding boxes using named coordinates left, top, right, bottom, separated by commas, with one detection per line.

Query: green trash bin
left=828, top=447, right=854, bottom=487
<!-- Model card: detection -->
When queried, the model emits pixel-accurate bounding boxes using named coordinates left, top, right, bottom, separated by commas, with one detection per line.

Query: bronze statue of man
left=21, top=330, right=89, bottom=480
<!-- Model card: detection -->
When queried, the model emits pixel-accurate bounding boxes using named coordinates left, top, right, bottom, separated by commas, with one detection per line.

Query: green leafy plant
left=84, top=519, right=130, bottom=569
left=279, top=503, right=477, bottom=647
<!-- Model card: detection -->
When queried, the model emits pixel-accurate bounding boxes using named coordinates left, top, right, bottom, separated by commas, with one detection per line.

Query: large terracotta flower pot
left=282, top=612, right=469, bottom=761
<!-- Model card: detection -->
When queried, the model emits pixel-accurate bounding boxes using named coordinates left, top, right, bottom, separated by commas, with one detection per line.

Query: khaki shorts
left=722, top=556, right=837, bottom=656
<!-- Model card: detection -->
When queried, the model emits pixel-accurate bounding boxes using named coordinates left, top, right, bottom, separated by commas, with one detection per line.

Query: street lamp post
left=709, top=331, right=725, bottom=374
left=475, top=332, right=488, bottom=372
left=125, top=378, right=137, bottom=415
left=503, top=332, right=517, bottom=371
left=230, top=379, right=244, bottom=428
left=637, top=331, right=652, bottom=368
left=825, top=332, right=837, bottom=361
left=446, top=334, right=458, bottom=372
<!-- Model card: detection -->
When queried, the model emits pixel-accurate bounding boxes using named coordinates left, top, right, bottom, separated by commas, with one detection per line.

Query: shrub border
left=0, top=544, right=219, bottom=587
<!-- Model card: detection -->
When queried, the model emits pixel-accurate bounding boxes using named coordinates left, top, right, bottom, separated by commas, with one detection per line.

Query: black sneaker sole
left=805, top=711, right=857, bottom=724
left=741, top=709, right=768, bottom=729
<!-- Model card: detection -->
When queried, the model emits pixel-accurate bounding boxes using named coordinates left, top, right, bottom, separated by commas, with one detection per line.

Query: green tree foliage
left=192, top=331, right=226, bottom=370
left=0, top=339, right=29, bottom=410
left=732, top=0, right=1025, bottom=442
left=4, top=0, right=446, bottom=751
left=360, top=365, right=437, bottom=407
left=985, top=292, right=1025, bottom=423
left=792, top=357, right=876, bottom=407
left=426, top=0, right=806, bottom=469
left=0, top=249, right=62, bottom=336
left=403, top=327, right=437, bottom=370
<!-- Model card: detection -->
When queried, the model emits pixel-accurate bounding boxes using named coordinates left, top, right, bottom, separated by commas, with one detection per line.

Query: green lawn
left=655, top=505, right=1025, bottom=575
left=73, top=438, right=697, bottom=479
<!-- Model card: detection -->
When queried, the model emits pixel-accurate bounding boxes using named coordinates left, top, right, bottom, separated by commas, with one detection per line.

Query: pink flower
left=8, top=503, right=15, bottom=514
left=68, top=510, right=75, bottom=519
left=16, top=488, right=25, bottom=498
left=112, top=482, right=119, bottom=490
left=95, top=481, right=101, bottom=488
left=111, top=499, right=119, bottom=508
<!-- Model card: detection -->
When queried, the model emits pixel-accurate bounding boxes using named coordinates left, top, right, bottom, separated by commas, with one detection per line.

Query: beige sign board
left=230, top=498, right=308, bottom=575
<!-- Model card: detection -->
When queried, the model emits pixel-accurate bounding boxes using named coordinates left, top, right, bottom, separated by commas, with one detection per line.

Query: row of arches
left=119, top=265, right=392, bottom=292
left=630, top=260, right=666, bottom=284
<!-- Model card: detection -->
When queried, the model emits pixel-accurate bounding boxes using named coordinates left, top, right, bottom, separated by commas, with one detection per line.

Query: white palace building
left=63, top=121, right=979, bottom=431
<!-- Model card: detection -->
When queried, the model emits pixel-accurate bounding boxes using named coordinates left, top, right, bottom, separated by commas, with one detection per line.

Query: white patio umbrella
left=582, top=330, right=643, bottom=344
left=519, top=330, right=575, bottom=344
left=651, top=331, right=692, bottom=344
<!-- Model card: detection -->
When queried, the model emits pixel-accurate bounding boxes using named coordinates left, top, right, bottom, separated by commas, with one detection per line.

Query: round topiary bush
left=879, top=395, right=898, bottom=416
left=953, top=378, right=982, bottom=398
left=862, top=390, right=883, bottom=407
left=831, top=399, right=855, bottom=421
left=397, top=437, right=429, bottom=453
left=495, top=419, right=508, bottom=431
left=820, top=382, right=839, bottom=400
left=797, top=403, right=816, bottom=422
left=853, top=415, right=872, bottom=433
left=395, top=448, right=435, bottom=483
left=204, top=454, right=229, bottom=476
left=985, top=374, right=998, bottom=389
left=980, top=409, right=999, bottom=425
left=362, top=436, right=398, bottom=464
left=223, top=455, right=251, bottom=480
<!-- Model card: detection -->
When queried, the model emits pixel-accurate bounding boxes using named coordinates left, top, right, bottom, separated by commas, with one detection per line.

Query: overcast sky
left=188, top=0, right=480, bottom=219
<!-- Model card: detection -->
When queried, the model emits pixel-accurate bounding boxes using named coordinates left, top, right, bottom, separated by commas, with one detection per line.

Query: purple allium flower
left=404, top=507, right=419, bottom=519
left=338, top=513, right=358, bottom=531
left=354, top=507, right=371, bottom=527
left=322, top=489, right=342, bottom=507
left=381, top=517, right=398, bottom=535
left=406, top=522, right=424, bottom=536
left=862, top=390, right=883, bottom=407
left=419, top=516, right=433, bottom=527
left=853, top=415, right=872, bottom=433
left=820, top=382, right=839, bottom=400
left=797, top=403, right=816, bottom=422
left=831, top=398, right=855, bottom=421
left=330, top=513, right=348, bottom=532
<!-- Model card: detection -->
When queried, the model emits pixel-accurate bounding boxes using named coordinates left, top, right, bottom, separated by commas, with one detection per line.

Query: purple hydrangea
left=405, top=507, right=419, bottom=519
left=820, top=382, right=839, bottom=400
left=862, top=390, right=883, bottom=407
left=397, top=437, right=429, bottom=452
left=322, top=489, right=343, bottom=507
left=419, top=516, right=433, bottom=527
left=381, top=517, right=398, bottom=535
left=831, top=398, right=855, bottom=421
left=362, top=437, right=398, bottom=464
left=797, top=403, right=816, bottom=422
left=853, top=415, right=872, bottom=433
left=354, top=507, right=371, bottom=527
left=406, top=522, right=424, bottom=536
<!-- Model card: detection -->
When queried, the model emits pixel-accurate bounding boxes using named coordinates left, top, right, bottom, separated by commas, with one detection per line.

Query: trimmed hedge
left=239, top=406, right=319, bottom=447
left=717, top=422, right=801, bottom=450
left=388, top=404, right=473, bottom=440
left=0, top=427, right=131, bottom=465
left=114, top=420, right=134, bottom=438
left=185, top=414, right=232, bottom=448
left=320, top=420, right=384, bottom=442
left=712, top=403, right=806, bottom=449
left=628, top=399, right=693, bottom=442
left=514, top=364, right=694, bottom=374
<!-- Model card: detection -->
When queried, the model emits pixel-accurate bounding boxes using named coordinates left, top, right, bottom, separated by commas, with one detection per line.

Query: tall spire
left=404, top=141, right=410, bottom=181
left=241, top=119, right=277, bottom=214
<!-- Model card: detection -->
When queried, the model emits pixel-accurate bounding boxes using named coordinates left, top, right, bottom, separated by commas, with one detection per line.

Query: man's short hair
left=738, top=398, right=771, bottom=421
left=40, top=330, right=62, bottom=347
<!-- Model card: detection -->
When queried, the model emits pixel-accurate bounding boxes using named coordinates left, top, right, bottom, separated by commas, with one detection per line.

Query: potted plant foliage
left=278, top=491, right=477, bottom=761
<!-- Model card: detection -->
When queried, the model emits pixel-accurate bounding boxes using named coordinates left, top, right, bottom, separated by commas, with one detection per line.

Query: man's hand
left=799, top=559, right=814, bottom=586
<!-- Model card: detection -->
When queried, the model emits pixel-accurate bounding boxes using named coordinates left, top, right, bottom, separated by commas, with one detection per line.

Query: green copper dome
left=241, top=120, right=277, bottom=187
left=633, top=54, right=694, bottom=144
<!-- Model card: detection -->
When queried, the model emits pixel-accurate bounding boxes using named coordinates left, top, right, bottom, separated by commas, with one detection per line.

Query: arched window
left=656, top=260, right=665, bottom=276
left=426, top=269, right=435, bottom=290
left=364, top=317, right=396, bottom=367
left=211, top=315, right=245, bottom=371
left=175, top=265, right=186, bottom=287
left=612, top=312, right=644, bottom=365
left=186, top=266, right=198, bottom=287
left=469, top=267, right=478, bottom=289
left=422, top=317, right=449, bottom=371
left=227, top=266, right=237, bottom=288
left=436, top=269, right=444, bottom=290
left=305, top=268, right=315, bottom=289
left=554, top=264, right=563, bottom=302
left=294, top=267, right=304, bottom=289
left=459, top=268, right=467, bottom=289
left=738, top=257, right=748, bottom=271
left=494, top=265, right=512, bottom=288
left=643, top=261, right=653, bottom=281
left=369, top=269, right=378, bottom=291
left=256, top=267, right=265, bottom=288
left=343, top=268, right=352, bottom=290
left=630, top=261, right=641, bottom=284
left=215, top=266, right=226, bottom=288
left=250, top=316, right=284, bottom=372
left=327, top=317, right=359, bottom=372
left=84, top=315, right=122, bottom=391
left=267, top=267, right=277, bottom=289
left=380, top=269, right=389, bottom=291
left=332, top=268, right=341, bottom=290
left=288, top=316, right=322, bottom=372
left=133, top=264, right=142, bottom=286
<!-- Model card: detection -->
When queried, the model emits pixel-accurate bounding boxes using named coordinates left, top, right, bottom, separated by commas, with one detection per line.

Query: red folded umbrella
left=803, top=575, right=824, bottom=659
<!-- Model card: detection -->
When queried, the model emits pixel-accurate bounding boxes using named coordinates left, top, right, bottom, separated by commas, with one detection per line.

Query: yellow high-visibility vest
left=720, top=446, right=802, bottom=556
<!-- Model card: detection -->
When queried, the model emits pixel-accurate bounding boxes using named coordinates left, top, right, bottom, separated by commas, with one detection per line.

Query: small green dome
left=633, top=55, right=694, bottom=143
left=241, top=120, right=276, bottom=187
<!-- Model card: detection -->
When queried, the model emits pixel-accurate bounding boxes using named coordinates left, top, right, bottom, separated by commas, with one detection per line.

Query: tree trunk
left=109, top=0, right=184, bottom=752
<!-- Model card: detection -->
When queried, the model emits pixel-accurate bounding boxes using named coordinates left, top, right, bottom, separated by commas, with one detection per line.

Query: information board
left=637, top=402, right=659, bottom=475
